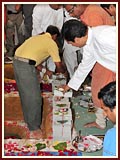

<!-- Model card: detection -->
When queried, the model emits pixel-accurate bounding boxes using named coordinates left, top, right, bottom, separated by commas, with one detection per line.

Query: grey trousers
left=13, top=59, right=42, bottom=131
left=6, top=12, right=24, bottom=57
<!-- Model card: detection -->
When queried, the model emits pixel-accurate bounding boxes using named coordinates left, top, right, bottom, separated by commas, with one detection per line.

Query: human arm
left=67, top=45, right=96, bottom=91
left=57, top=45, right=95, bottom=94
left=60, top=84, right=71, bottom=93
left=47, top=40, right=66, bottom=75
left=36, top=64, right=44, bottom=72
left=36, top=64, right=53, bottom=78
left=54, top=61, right=65, bottom=74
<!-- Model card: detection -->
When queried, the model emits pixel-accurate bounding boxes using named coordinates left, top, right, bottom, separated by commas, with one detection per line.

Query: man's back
left=80, top=4, right=115, bottom=26
left=91, top=25, right=116, bottom=72
left=15, top=33, right=59, bottom=66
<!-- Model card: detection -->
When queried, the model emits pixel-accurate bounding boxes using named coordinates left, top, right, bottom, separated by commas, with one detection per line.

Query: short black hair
left=101, top=4, right=116, bottom=9
left=98, top=81, right=116, bottom=111
left=46, top=25, right=60, bottom=37
left=61, top=19, right=88, bottom=42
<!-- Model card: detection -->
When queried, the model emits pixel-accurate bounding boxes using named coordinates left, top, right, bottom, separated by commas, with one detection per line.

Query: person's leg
left=96, top=108, right=106, bottom=128
left=6, top=18, right=15, bottom=57
left=84, top=107, right=106, bottom=129
left=15, top=12, right=25, bottom=45
left=13, top=59, right=42, bottom=131
left=23, top=4, right=36, bottom=39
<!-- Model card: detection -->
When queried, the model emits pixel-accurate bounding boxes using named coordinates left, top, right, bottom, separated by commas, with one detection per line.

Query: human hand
left=58, top=84, right=71, bottom=94
left=63, top=70, right=69, bottom=79
left=36, top=65, right=43, bottom=72
left=44, top=70, right=53, bottom=79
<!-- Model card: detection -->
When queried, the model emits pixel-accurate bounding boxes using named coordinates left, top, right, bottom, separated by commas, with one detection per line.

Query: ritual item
left=52, top=74, right=73, bottom=141
left=72, top=135, right=103, bottom=152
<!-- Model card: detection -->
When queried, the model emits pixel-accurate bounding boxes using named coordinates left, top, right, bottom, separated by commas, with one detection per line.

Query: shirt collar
left=45, top=32, right=52, bottom=38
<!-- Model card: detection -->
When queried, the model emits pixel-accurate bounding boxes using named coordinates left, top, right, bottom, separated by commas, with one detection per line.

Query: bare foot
left=29, top=129, right=43, bottom=139
left=84, top=122, right=105, bottom=130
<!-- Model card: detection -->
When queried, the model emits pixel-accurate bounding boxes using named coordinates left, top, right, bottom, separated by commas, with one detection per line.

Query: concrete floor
left=71, top=95, right=113, bottom=156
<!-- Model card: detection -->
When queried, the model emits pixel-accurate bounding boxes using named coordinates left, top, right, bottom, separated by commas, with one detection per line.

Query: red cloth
left=4, top=82, right=18, bottom=93
left=40, top=83, right=52, bottom=92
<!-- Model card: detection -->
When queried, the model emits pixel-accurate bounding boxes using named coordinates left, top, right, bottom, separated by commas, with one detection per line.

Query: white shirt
left=68, top=25, right=116, bottom=91
left=63, top=14, right=80, bottom=78
left=32, top=4, right=64, bottom=72
left=32, top=4, right=64, bottom=35
left=63, top=41, right=80, bottom=78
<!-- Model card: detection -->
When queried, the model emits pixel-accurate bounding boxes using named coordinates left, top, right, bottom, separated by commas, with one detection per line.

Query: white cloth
left=68, top=25, right=116, bottom=91
left=32, top=4, right=64, bottom=36
left=63, top=41, right=79, bottom=78
left=63, top=14, right=80, bottom=78
left=32, top=4, right=64, bottom=72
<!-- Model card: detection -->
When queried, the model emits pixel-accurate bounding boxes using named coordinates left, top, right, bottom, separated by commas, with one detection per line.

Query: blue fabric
left=103, top=127, right=116, bottom=156
left=4, top=151, right=82, bottom=156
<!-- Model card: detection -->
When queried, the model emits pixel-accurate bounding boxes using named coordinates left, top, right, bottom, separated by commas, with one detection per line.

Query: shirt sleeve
left=68, top=45, right=96, bottom=91
left=48, top=42, right=61, bottom=62
left=94, top=26, right=116, bottom=73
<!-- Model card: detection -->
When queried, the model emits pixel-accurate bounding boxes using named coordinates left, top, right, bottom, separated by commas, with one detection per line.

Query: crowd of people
left=4, top=3, right=117, bottom=156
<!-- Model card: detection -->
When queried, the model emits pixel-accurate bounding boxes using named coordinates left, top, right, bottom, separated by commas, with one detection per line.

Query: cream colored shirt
left=32, top=4, right=64, bottom=35
left=15, top=33, right=61, bottom=66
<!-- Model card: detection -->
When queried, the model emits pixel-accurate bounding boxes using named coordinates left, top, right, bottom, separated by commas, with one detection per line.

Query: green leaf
left=35, top=143, right=46, bottom=150
left=53, top=142, right=67, bottom=151
left=56, top=104, right=66, bottom=107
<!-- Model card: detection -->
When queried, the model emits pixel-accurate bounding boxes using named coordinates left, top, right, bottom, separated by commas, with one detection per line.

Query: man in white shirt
left=62, top=10, right=82, bottom=78
left=32, top=4, right=63, bottom=36
left=61, top=19, right=116, bottom=129
left=32, top=4, right=64, bottom=72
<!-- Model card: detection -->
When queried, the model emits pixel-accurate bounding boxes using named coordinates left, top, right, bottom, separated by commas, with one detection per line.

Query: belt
left=14, top=56, right=36, bottom=65
left=7, top=11, right=18, bottom=15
